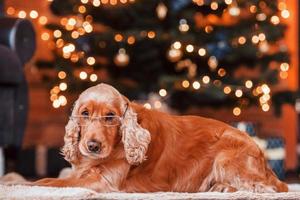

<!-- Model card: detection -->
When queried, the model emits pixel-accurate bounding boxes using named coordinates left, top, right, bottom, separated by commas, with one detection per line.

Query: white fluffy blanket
left=1, top=184, right=300, bottom=200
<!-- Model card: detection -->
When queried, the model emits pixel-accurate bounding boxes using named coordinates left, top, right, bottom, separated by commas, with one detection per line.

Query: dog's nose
left=87, top=141, right=101, bottom=153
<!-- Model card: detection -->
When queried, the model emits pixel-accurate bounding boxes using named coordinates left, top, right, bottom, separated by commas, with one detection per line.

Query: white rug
left=1, top=184, right=300, bottom=200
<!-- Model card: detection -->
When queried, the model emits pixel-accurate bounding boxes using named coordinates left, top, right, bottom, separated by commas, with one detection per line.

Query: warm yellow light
left=87, top=56, right=96, bottom=65
left=53, top=100, right=60, bottom=108
left=60, top=17, right=68, bottom=26
left=179, top=24, right=189, bottom=32
left=71, top=31, right=80, bottom=39
left=93, top=0, right=101, bottom=6
left=79, top=71, right=88, bottom=80
left=280, top=62, right=289, bottom=71
left=147, top=31, right=156, bottom=39
left=258, top=33, right=266, bottom=41
left=38, top=16, right=48, bottom=25
left=53, top=30, right=62, bottom=38
left=159, top=89, right=167, bottom=97
left=256, top=13, right=267, bottom=21
left=245, top=80, right=253, bottom=88
left=233, top=107, right=241, bottom=116
left=280, top=71, right=288, bottom=79
left=127, top=36, right=135, bottom=44
left=186, top=44, right=194, bottom=53
left=208, top=56, right=218, bottom=69
left=205, top=25, right=213, bottom=33
left=6, top=7, right=15, bottom=15
left=56, top=39, right=64, bottom=48
left=235, top=89, right=243, bottom=98
left=202, top=76, right=210, bottom=84
left=251, top=35, right=259, bottom=44
left=250, top=5, right=257, bottom=13
left=114, top=34, right=123, bottom=42
left=110, top=0, right=117, bottom=5
left=281, top=10, right=290, bottom=19
left=182, top=80, right=190, bottom=88
left=18, top=10, right=26, bottom=18
left=261, top=84, right=270, bottom=94
left=218, top=68, right=226, bottom=77
left=198, top=48, right=206, bottom=56
left=50, top=94, right=58, bottom=102
left=225, top=0, right=232, bottom=5
left=278, top=2, right=286, bottom=11
left=192, top=81, right=201, bottom=90
left=41, top=32, right=50, bottom=41
left=223, top=86, right=231, bottom=94
left=81, top=0, right=88, bottom=4
left=58, top=71, right=67, bottom=79
left=29, top=10, right=38, bottom=19
left=70, top=54, right=79, bottom=63
left=101, top=0, right=109, bottom=4
left=120, top=0, right=127, bottom=3
left=210, top=1, right=218, bottom=10
left=154, top=101, right=162, bottom=109
left=78, top=5, right=86, bottom=13
left=144, top=103, right=152, bottom=109
left=68, top=18, right=77, bottom=26
left=59, top=82, right=67, bottom=91
left=238, top=36, right=246, bottom=45
left=83, top=24, right=93, bottom=33
left=262, top=104, right=270, bottom=112
left=173, top=41, right=182, bottom=49
left=270, top=16, right=280, bottom=25
left=62, top=43, right=75, bottom=53
left=59, top=95, right=67, bottom=106
left=90, top=74, right=98, bottom=82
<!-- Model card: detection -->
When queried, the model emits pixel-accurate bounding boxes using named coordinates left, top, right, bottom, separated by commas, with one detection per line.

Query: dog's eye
left=104, top=112, right=115, bottom=122
left=81, top=110, right=89, bottom=116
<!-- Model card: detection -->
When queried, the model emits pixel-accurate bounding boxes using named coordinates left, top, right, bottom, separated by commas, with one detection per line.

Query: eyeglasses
left=70, top=115, right=122, bottom=127
left=69, top=103, right=129, bottom=127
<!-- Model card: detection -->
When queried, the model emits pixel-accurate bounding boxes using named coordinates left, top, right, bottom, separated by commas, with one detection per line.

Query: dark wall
left=0, top=0, right=3, bottom=17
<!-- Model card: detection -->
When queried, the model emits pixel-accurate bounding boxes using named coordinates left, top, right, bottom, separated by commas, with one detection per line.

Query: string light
left=198, top=48, right=206, bottom=56
left=18, top=10, right=26, bottom=18
left=90, top=74, right=98, bottom=82
left=93, top=0, right=101, bottom=7
left=53, top=30, right=62, bottom=38
left=225, top=0, right=232, bottom=5
left=223, top=86, right=231, bottom=94
left=245, top=80, right=253, bottom=88
left=280, top=62, right=289, bottom=71
left=202, top=76, right=210, bottom=84
left=78, top=5, right=86, bottom=13
left=210, top=2, right=218, bottom=10
left=6, top=7, right=15, bottom=15
left=235, top=89, right=243, bottom=97
left=71, top=31, right=80, bottom=39
left=127, top=36, right=135, bottom=44
left=59, top=82, right=67, bottom=91
left=238, top=36, right=246, bottom=45
left=144, top=103, right=152, bottom=109
left=58, top=95, right=67, bottom=106
left=179, top=19, right=189, bottom=32
left=270, top=16, right=280, bottom=25
left=159, top=89, right=167, bottom=97
left=29, top=10, right=38, bottom=18
left=156, top=2, right=168, bottom=20
left=182, top=80, right=190, bottom=88
left=192, top=81, right=201, bottom=90
left=87, top=56, right=96, bottom=65
left=38, top=16, right=48, bottom=25
left=280, top=71, right=288, bottom=79
left=281, top=10, right=290, bottom=19
left=41, top=32, right=50, bottom=41
left=250, top=5, right=257, bottom=13
left=256, top=13, right=267, bottom=21
left=186, top=44, right=194, bottom=53
left=58, top=71, right=67, bottom=79
left=173, top=41, right=182, bottom=49
left=233, top=107, right=241, bottom=116
left=262, top=103, right=270, bottom=112
left=147, top=31, right=156, bottom=39
left=217, top=68, right=226, bottom=77
left=79, top=71, right=88, bottom=80
left=114, top=34, right=123, bottom=42
left=208, top=56, right=218, bottom=70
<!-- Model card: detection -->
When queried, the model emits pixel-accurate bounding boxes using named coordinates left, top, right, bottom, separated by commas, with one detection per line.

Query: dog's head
left=61, top=83, right=151, bottom=165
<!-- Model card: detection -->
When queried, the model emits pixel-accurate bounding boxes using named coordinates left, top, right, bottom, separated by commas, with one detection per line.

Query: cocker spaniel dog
left=34, top=83, right=288, bottom=193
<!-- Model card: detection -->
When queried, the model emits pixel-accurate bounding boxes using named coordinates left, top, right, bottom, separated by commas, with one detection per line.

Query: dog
left=34, top=83, right=288, bottom=193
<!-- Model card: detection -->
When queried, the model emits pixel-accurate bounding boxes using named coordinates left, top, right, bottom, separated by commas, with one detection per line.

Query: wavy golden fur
left=34, top=83, right=288, bottom=193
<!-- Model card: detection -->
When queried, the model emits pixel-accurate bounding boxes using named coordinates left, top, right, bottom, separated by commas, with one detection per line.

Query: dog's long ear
left=61, top=101, right=81, bottom=165
left=120, top=97, right=151, bottom=165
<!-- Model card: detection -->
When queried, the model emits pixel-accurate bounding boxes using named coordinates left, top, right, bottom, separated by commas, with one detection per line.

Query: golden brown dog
left=34, top=83, right=288, bottom=193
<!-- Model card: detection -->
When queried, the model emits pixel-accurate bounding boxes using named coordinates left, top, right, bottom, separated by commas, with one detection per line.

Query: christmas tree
left=38, top=0, right=296, bottom=116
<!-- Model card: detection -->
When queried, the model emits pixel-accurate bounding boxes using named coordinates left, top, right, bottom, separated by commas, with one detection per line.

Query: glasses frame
left=69, top=103, right=129, bottom=127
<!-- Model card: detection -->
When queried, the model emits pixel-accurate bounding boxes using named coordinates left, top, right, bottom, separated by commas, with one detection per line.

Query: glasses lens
left=70, top=116, right=120, bottom=127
